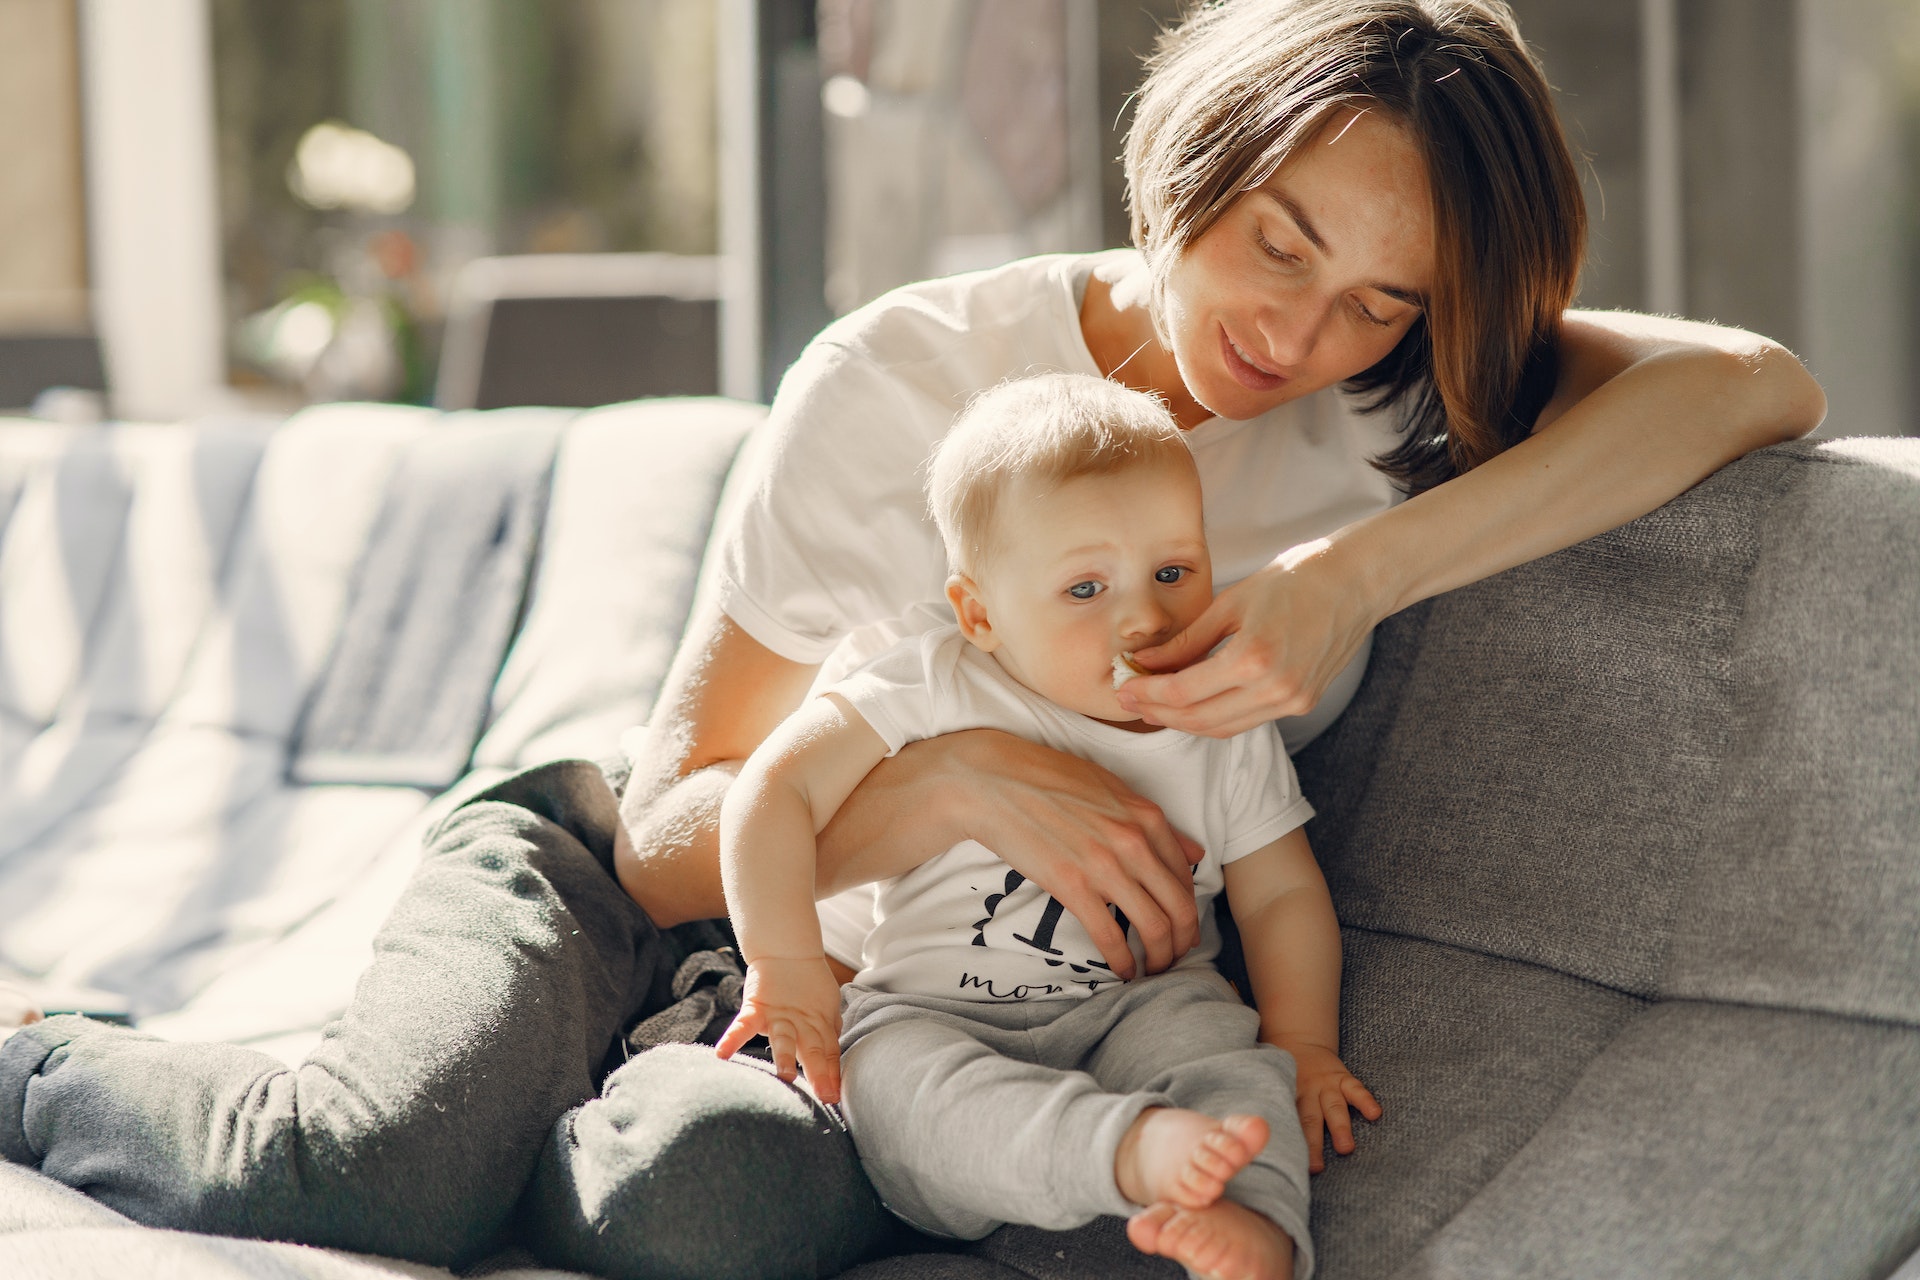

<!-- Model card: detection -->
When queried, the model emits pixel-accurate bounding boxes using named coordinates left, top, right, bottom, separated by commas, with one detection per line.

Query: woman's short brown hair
left=1125, top=0, right=1587, bottom=493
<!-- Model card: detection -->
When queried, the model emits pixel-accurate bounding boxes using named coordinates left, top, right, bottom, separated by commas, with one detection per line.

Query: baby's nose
left=1120, top=600, right=1172, bottom=644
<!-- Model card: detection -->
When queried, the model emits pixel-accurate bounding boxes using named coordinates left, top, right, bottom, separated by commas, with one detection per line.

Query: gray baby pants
left=838, top=966, right=1315, bottom=1279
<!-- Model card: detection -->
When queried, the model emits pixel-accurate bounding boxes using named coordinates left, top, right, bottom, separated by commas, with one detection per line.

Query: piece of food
left=1111, top=652, right=1149, bottom=690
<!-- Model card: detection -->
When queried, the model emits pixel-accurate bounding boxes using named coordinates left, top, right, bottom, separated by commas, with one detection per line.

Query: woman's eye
left=1351, top=297, right=1391, bottom=328
left=1255, top=231, right=1299, bottom=266
left=1067, top=581, right=1103, bottom=600
left=1155, top=566, right=1186, bottom=584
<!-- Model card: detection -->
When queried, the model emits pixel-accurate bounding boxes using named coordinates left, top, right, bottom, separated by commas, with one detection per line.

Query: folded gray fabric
left=625, top=948, right=746, bottom=1054
left=290, top=410, right=571, bottom=788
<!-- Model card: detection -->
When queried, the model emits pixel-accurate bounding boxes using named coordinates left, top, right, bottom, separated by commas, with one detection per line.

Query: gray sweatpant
left=0, top=761, right=889, bottom=1280
left=838, top=966, right=1315, bottom=1280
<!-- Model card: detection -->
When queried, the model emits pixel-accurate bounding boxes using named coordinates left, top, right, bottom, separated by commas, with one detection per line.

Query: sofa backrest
left=472, top=397, right=763, bottom=770
left=0, top=425, right=131, bottom=734
left=1295, top=438, right=1920, bottom=1025
left=164, top=403, right=432, bottom=741
left=1659, top=439, right=1920, bottom=1026
left=69, top=423, right=266, bottom=725
left=0, top=397, right=761, bottom=806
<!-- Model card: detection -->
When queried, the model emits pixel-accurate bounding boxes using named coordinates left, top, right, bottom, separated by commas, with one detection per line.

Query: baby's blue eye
left=1155, top=566, right=1186, bottom=584
left=1068, top=581, right=1103, bottom=600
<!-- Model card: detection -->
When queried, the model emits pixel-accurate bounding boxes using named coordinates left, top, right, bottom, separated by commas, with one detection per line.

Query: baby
left=716, top=373, right=1377, bottom=1280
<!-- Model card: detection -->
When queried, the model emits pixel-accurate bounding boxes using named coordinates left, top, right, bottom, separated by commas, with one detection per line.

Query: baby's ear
left=946, top=574, right=998, bottom=651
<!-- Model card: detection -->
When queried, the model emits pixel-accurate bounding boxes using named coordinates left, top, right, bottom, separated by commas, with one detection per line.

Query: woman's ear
left=946, top=574, right=998, bottom=651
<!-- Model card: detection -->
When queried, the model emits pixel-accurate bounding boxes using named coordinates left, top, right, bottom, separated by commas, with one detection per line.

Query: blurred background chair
left=434, top=253, right=721, bottom=411
left=0, top=337, right=105, bottom=418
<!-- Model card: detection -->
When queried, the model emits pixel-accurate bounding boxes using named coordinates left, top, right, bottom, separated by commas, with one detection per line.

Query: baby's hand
left=1279, top=1041, right=1382, bottom=1174
left=714, top=955, right=845, bottom=1103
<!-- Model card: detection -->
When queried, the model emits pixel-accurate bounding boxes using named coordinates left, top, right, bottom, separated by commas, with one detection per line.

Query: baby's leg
left=838, top=1011, right=1161, bottom=1240
left=1086, top=971, right=1314, bottom=1280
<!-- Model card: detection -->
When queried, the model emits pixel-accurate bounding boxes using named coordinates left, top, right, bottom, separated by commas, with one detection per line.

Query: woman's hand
left=845, top=729, right=1207, bottom=981
left=1118, top=537, right=1382, bottom=739
left=951, top=731, right=1207, bottom=980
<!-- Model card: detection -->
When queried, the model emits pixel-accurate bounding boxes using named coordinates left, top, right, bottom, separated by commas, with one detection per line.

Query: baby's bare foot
left=1127, top=1199, right=1295, bottom=1280
left=1115, top=1108, right=1269, bottom=1209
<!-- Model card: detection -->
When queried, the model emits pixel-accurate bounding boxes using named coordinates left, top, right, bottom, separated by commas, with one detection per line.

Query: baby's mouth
left=1111, top=652, right=1149, bottom=690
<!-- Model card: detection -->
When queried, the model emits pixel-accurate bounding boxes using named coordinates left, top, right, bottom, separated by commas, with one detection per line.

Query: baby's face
left=956, top=465, right=1212, bottom=727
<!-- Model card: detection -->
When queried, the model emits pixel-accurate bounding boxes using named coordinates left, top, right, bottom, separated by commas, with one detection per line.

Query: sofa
left=0, top=398, right=1914, bottom=1280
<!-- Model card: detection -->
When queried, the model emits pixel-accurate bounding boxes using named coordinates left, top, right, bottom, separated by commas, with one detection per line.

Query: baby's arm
left=1222, top=830, right=1382, bottom=1173
left=713, top=692, right=891, bottom=1103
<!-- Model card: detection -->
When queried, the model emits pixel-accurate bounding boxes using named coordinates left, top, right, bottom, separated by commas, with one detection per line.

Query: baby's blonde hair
left=927, top=372, right=1195, bottom=575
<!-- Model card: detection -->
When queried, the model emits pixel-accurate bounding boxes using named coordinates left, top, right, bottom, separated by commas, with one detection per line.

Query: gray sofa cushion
left=1664, top=440, right=1920, bottom=1023
left=1291, top=439, right=1920, bottom=1280
left=1298, top=449, right=1795, bottom=997
left=1305, top=931, right=1644, bottom=1277
left=1396, top=1001, right=1920, bottom=1280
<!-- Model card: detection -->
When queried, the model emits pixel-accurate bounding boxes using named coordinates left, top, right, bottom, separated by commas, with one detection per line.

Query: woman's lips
left=1220, top=327, right=1288, bottom=393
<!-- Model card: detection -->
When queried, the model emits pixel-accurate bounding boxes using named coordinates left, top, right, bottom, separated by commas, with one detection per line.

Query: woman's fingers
left=1107, top=809, right=1204, bottom=961
left=968, top=741, right=1206, bottom=973
left=1121, top=636, right=1275, bottom=721
left=1051, top=882, right=1138, bottom=980
left=1133, top=593, right=1239, bottom=673
left=1122, top=544, right=1382, bottom=731
left=1066, top=825, right=1203, bottom=975
left=1132, top=680, right=1283, bottom=739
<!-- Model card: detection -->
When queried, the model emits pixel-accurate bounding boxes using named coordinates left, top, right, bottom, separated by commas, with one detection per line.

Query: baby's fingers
left=713, top=1011, right=762, bottom=1061
left=1320, top=1091, right=1357, bottom=1156
left=765, top=1021, right=802, bottom=1085
left=1297, top=1098, right=1328, bottom=1175
left=798, top=1031, right=843, bottom=1104
left=1343, top=1075, right=1383, bottom=1122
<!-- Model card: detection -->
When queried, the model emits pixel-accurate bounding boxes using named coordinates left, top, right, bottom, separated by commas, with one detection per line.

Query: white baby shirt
left=829, top=626, right=1315, bottom=1003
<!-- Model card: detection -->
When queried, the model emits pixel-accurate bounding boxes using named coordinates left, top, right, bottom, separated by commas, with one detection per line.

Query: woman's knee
left=519, top=1043, right=890, bottom=1280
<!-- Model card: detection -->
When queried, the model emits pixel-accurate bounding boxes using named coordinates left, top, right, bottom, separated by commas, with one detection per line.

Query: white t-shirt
left=708, top=250, right=1404, bottom=965
left=830, top=626, right=1313, bottom=1003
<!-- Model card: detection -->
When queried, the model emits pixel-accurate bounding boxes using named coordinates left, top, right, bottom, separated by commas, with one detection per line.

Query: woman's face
left=1161, top=108, right=1436, bottom=423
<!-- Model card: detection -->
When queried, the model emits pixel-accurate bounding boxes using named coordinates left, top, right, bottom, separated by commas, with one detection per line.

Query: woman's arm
left=614, top=603, right=820, bottom=927
left=1121, top=312, right=1827, bottom=736
left=616, top=603, right=1208, bottom=975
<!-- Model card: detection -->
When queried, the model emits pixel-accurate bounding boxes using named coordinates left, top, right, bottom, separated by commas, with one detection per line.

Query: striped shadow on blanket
left=289, top=409, right=572, bottom=790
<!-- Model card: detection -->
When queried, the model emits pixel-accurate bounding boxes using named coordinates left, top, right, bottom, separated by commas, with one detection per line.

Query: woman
left=0, top=3, right=1822, bottom=1279
left=614, top=0, right=1820, bottom=974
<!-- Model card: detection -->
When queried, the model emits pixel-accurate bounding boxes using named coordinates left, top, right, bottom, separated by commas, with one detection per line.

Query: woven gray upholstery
left=1291, top=439, right=1920, bottom=1280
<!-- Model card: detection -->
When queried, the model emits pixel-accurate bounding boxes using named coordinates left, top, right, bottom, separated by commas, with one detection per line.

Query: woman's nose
left=1254, top=292, right=1333, bottom=368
